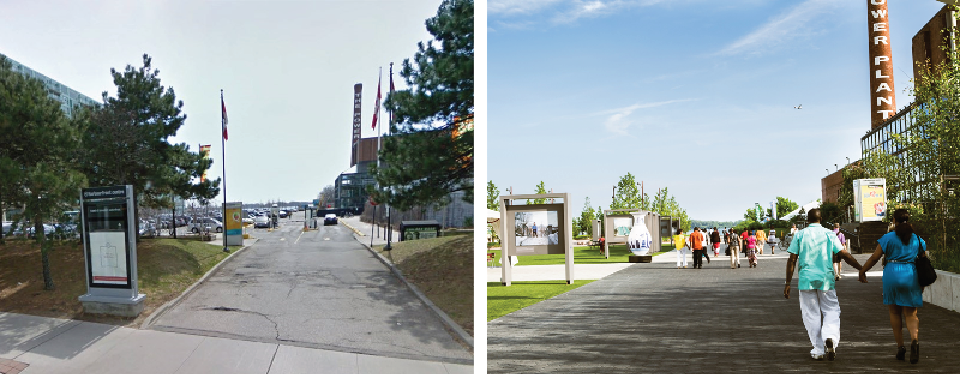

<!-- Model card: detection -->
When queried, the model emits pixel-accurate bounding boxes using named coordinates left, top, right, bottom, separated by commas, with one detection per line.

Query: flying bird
left=794, top=104, right=803, bottom=109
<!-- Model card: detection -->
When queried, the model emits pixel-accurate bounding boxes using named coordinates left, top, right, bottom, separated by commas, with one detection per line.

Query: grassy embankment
left=0, top=238, right=238, bottom=327
left=372, top=234, right=473, bottom=338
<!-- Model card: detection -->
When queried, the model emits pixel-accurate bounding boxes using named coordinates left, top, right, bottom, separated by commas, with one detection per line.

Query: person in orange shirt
left=689, top=227, right=705, bottom=269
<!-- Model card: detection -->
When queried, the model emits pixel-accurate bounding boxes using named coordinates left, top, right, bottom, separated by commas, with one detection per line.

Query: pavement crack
left=173, top=336, right=206, bottom=373
left=266, top=344, right=280, bottom=373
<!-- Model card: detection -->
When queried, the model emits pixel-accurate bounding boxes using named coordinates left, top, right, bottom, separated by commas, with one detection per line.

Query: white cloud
left=489, top=0, right=566, bottom=15
left=715, top=0, right=839, bottom=56
left=602, top=99, right=695, bottom=135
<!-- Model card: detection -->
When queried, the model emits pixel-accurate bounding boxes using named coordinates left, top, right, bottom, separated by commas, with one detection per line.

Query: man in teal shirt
left=784, top=208, right=862, bottom=361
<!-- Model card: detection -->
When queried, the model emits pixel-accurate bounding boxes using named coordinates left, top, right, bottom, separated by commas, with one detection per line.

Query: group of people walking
left=784, top=208, right=926, bottom=364
left=672, top=226, right=780, bottom=269
left=667, top=209, right=928, bottom=364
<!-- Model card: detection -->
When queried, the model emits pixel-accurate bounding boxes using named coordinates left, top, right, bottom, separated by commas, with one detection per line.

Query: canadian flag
left=221, top=96, right=229, bottom=140
left=371, top=74, right=381, bottom=130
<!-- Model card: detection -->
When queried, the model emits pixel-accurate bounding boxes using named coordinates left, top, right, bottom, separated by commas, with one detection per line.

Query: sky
left=0, top=0, right=442, bottom=205
left=487, top=0, right=947, bottom=222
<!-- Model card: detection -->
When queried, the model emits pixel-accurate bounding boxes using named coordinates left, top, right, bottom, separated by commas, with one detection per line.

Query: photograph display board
left=853, top=178, right=887, bottom=222
left=499, top=193, right=573, bottom=286
left=605, top=214, right=633, bottom=242
left=506, top=204, right=564, bottom=256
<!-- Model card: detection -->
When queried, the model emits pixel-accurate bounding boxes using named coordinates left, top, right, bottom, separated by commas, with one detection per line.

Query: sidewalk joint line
left=13, top=320, right=82, bottom=360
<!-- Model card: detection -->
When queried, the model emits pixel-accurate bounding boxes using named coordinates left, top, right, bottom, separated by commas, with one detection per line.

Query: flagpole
left=221, top=89, right=229, bottom=253
left=372, top=66, right=382, bottom=243
left=384, top=62, right=394, bottom=251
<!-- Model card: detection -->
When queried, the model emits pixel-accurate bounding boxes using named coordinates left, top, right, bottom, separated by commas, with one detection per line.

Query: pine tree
left=373, top=0, right=473, bottom=211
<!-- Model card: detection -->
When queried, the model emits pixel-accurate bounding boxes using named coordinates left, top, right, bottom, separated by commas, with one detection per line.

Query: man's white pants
left=799, top=289, right=841, bottom=355
left=730, top=247, right=740, bottom=268
left=676, top=247, right=688, bottom=267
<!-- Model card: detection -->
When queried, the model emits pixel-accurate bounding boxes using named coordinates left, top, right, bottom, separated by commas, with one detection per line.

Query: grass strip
left=487, top=280, right=594, bottom=321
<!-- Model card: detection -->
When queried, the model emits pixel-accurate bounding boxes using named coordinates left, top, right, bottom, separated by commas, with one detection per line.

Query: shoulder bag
left=916, top=236, right=937, bottom=287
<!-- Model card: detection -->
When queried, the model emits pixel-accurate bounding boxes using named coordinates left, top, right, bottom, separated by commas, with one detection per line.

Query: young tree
left=611, top=173, right=649, bottom=212
left=0, top=55, right=87, bottom=289
left=487, top=180, right=499, bottom=210
left=373, top=0, right=474, bottom=210
left=578, top=197, right=596, bottom=237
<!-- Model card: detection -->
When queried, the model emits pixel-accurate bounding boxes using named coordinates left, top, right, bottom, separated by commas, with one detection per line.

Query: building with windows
left=4, top=55, right=100, bottom=118
left=334, top=137, right=381, bottom=213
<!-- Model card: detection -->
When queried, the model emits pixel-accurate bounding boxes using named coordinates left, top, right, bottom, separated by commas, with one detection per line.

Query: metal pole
left=221, top=90, right=228, bottom=252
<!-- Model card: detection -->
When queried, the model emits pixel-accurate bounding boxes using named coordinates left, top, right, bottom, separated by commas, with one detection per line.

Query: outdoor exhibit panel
left=499, top=193, right=573, bottom=286
left=78, top=185, right=145, bottom=317
left=226, top=202, right=243, bottom=246
left=853, top=178, right=887, bottom=222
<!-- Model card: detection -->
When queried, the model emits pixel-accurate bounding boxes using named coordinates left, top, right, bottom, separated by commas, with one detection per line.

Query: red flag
left=221, top=96, right=229, bottom=140
left=371, top=74, right=381, bottom=130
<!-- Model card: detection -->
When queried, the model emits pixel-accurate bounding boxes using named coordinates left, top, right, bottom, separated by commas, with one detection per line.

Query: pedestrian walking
left=791, top=223, right=799, bottom=236
left=833, top=226, right=846, bottom=281
left=784, top=208, right=863, bottom=361
left=674, top=228, right=688, bottom=269
left=711, top=227, right=721, bottom=257
left=756, top=228, right=767, bottom=255
left=745, top=230, right=758, bottom=267
left=700, top=228, right=711, bottom=265
left=857, top=209, right=927, bottom=364
left=728, top=228, right=741, bottom=269
left=532, top=222, right=538, bottom=238
left=689, top=227, right=705, bottom=269
left=724, top=230, right=732, bottom=256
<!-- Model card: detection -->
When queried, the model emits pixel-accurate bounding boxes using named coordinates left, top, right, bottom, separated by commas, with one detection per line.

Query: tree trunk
left=35, top=215, right=54, bottom=290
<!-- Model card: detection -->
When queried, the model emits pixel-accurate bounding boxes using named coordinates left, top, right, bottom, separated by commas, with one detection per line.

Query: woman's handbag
left=917, top=238, right=937, bottom=287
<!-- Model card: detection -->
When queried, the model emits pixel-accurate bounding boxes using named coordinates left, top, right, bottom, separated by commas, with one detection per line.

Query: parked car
left=253, top=215, right=270, bottom=228
left=242, top=216, right=253, bottom=224
left=139, top=221, right=158, bottom=237
left=188, top=217, right=223, bottom=233
left=323, top=214, right=338, bottom=226
left=278, top=210, right=289, bottom=218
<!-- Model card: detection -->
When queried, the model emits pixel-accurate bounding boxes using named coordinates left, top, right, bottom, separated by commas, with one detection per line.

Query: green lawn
left=487, top=280, right=595, bottom=321
left=486, top=244, right=674, bottom=266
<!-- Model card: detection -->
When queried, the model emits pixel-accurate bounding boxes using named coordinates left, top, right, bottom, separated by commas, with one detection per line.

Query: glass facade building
left=6, top=55, right=100, bottom=118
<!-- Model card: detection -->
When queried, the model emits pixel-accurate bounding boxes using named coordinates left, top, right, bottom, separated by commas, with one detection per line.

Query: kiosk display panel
left=505, top=203, right=565, bottom=256
left=82, top=191, right=133, bottom=289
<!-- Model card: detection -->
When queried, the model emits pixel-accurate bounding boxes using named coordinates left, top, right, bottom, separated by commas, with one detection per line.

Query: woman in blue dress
left=858, top=209, right=927, bottom=364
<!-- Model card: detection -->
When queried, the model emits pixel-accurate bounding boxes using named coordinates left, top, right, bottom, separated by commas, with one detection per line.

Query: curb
left=355, top=240, right=474, bottom=351
left=341, top=220, right=365, bottom=236
left=142, top=239, right=258, bottom=329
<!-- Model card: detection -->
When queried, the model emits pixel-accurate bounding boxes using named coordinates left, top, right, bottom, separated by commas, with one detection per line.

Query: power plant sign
left=867, top=0, right=896, bottom=127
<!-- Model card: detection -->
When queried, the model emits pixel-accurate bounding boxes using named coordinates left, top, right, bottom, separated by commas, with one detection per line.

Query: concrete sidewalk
left=0, top=312, right=472, bottom=374
left=340, top=215, right=400, bottom=248
left=485, top=247, right=794, bottom=282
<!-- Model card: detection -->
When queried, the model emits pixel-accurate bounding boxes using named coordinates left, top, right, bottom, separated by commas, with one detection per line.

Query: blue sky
left=1, top=0, right=439, bottom=205
left=487, top=0, right=947, bottom=221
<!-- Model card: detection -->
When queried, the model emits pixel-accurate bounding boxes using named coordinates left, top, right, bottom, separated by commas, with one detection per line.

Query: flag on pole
left=371, top=73, right=381, bottom=130
left=389, top=63, right=395, bottom=125
left=221, top=95, right=229, bottom=140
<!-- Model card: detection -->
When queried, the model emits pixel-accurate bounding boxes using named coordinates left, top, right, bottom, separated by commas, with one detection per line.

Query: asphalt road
left=148, top=217, right=471, bottom=365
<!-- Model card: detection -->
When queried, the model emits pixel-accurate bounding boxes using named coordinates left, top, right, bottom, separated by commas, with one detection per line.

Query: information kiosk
left=78, top=185, right=145, bottom=317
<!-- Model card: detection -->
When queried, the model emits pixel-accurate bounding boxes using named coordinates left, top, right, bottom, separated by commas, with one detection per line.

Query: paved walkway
left=340, top=215, right=401, bottom=248
left=487, top=251, right=960, bottom=373
left=0, top=312, right=470, bottom=374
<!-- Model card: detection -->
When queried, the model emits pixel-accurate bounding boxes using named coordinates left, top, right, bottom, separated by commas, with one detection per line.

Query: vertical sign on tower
left=351, top=84, right=362, bottom=167
left=199, top=144, right=211, bottom=182
left=867, top=0, right=896, bottom=127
